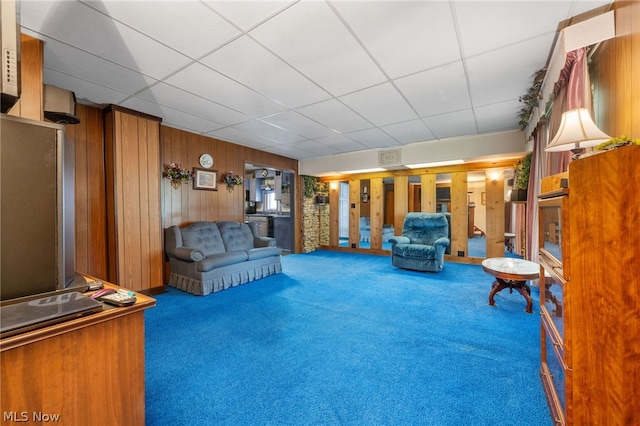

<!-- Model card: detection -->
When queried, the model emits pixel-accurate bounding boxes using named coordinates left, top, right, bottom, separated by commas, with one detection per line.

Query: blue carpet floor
left=145, top=251, right=550, bottom=426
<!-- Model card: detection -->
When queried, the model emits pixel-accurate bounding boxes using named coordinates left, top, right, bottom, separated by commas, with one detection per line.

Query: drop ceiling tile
left=86, top=1, right=241, bottom=59
left=333, top=1, right=460, bottom=78
left=206, top=1, right=297, bottom=31
left=21, top=0, right=192, bottom=80
left=249, top=1, right=387, bottom=96
left=474, top=99, right=521, bottom=133
left=344, top=128, right=401, bottom=149
left=233, top=120, right=307, bottom=144
left=260, top=111, right=337, bottom=139
left=454, top=1, right=572, bottom=57
left=339, top=83, right=418, bottom=127
left=267, top=144, right=318, bottom=160
left=316, top=135, right=368, bottom=154
left=165, top=63, right=287, bottom=118
left=135, top=82, right=249, bottom=126
left=422, top=109, right=478, bottom=139
left=43, top=69, right=130, bottom=105
left=466, top=34, right=554, bottom=107
left=207, top=127, right=274, bottom=150
left=381, top=119, right=436, bottom=145
left=395, top=61, right=471, bottom=117
left=200, top=36, right=331, bottom=108
left=297, top=99, right=372, bottom=134
left=120, top=97, right=225, bottom=134
left=42, top=39, right=157, bottom=95
left=291, top=140, right=339, bottom=157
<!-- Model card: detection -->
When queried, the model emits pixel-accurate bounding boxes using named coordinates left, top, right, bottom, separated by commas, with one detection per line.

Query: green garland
left=514, top=153, right=532, bottom=190
left=518, top=68, right=547, bottom=130
left=595, top=135, right=640, bottom=151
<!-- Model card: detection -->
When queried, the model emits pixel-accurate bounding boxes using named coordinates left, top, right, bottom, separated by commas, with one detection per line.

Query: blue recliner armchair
left=389, top=213, right=450, bottom=272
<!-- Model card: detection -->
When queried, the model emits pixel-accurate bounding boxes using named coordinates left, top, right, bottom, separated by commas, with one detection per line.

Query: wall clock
left=199, top=153, right=213, bottom=169
left=260, top=168, right=269, bottom=177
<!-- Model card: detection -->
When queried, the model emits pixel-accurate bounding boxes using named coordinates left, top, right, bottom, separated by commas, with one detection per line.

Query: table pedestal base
left=488, top=278, right=533, bottom=313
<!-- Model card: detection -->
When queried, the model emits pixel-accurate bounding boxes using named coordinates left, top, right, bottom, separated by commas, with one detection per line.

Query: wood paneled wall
left=104, top=108, right=163, bottom=291
left=592, top=0, right=640, bottom=139
left=7, top=34, right=43, bottom=120
left=160, top=126, right=299, bottom=247
left=65, top=104, right=108, bottom=279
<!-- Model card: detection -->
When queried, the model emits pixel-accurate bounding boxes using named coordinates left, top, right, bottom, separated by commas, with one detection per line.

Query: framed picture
left=193, top=168, right=218, bottom=191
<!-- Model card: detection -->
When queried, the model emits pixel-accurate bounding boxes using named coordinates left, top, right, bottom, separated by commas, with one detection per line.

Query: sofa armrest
left=173, top=247, right=205, bottom=262
left=433, top=237, right=450, bottom=247
left=254, top=236, right=276, bottom=248
left=389, top=236, right=410, bottom=245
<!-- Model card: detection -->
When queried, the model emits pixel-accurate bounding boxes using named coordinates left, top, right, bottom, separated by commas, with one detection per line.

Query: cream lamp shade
left=546, top=108, right=611, bottom=159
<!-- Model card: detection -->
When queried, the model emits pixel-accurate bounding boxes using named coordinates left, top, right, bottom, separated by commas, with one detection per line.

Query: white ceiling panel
left=333, top=1, right=460, bottom=79
left=249, top=0, right=387, bottom=96
left=395, top=61, right=471, bottom=118
left=205, top=1, right=297, bottom=31
left=345, top=128, right=402, bottom=150
left=83, top=0, right=241, bottom=59
left=42, top=39, right=157, bottom=95
left=422, top=110, right=478, bottom=140
left=208, top=127, right=274, bottom=150
left=22, top=0, right=613, bottom=162
left=233, top=120, right=307, bottom=145
left=297, top=99, right=373, bottom=134
left=165, top=63, right=288, bottom=118
left=339, top=83, right=418, bottom=127
left=466, top=34, right=555, bottom=107
left=135, top=82, right=249, bottom=126
left=200, top=36, right=331, bottom=108
left=20, top=1, right=192, bottom=80
left=381, top=119, right=437, bottom=145
left=286, top=140, right=339, bottom=158
left=43, top=69, right=130, bottom=106
left=316, top=134, right=368, bottom=154
left=260, top=111, right=338, bottom=139
left=474, top=99, right=522, bottom=134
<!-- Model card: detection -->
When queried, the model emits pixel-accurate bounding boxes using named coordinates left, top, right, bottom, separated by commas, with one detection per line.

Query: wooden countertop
left=0, top=281, right=155, bottom=352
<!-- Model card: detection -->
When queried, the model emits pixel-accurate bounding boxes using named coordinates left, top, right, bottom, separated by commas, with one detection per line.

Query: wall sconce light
left=490, top=172, right=500, bottom=182
left=546, top=108, right=610, bottom=160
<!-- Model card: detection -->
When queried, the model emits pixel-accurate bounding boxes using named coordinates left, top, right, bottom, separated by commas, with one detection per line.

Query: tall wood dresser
left=538, top=145, right=640, bottom=425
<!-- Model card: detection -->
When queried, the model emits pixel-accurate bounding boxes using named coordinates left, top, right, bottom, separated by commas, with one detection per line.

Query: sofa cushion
left=217, top=221, right=254, bottom=252
left=247, top=247, right=282, bottom=260
left=402, top=214, right=448, bottom=245
left=393, top=243, right=437, bottom=259
left=180, top=222, right=226, bottom=256
left=197, top=251, right=249, bottom=272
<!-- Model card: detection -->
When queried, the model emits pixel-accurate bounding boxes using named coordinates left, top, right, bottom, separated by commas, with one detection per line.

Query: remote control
left=87, top=280, right=104, bottom=291
left=99, top=291, right=136, bottom=307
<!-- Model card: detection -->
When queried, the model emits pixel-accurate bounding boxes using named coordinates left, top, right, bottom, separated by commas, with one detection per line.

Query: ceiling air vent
left=378, top=149, right=401, bottom=167
left=44, top=85, right=80, bottom=124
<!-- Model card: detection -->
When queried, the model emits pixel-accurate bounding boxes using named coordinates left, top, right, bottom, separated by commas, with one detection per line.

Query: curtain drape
left=522, top=47, right=591, bottom=261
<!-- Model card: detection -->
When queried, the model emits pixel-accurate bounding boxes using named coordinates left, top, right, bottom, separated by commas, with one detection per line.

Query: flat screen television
left=1, top=114, right=78, bottom=301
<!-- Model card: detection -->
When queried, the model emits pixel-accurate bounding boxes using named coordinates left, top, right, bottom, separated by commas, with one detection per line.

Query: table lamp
left=545, top=108, right=611, bottom=159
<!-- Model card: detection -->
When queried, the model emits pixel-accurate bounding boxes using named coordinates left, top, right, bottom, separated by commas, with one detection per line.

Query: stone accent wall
left=302, top=197, right=330, bottom=253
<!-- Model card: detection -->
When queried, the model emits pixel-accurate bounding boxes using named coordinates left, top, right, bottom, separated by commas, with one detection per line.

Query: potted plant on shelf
left=511, top=153, right=531, bottom=202
left=163, top=163, right=193, bottom=190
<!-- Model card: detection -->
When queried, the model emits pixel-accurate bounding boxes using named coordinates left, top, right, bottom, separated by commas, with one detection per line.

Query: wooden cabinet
left=1, top=283, right=155, bottom=426
left=538, top=146, right=640, bottom=425
left=105, top=106, right=163, bottom=292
